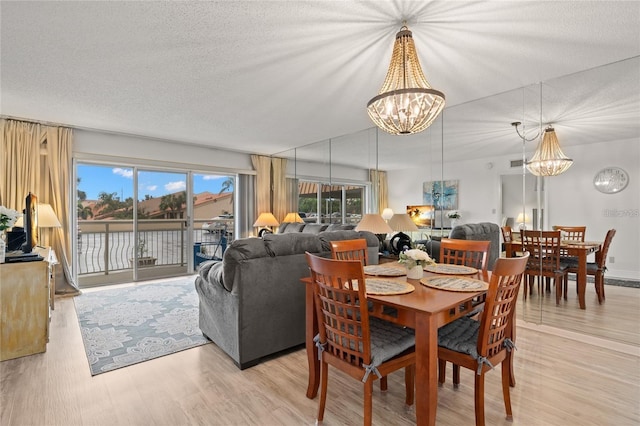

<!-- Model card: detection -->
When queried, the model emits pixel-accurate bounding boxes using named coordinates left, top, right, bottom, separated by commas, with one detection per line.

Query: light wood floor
left=1, top=285, right=639, bottom=425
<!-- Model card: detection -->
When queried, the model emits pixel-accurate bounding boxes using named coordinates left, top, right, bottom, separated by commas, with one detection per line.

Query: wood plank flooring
left=1, top=283, right=638, bottom=425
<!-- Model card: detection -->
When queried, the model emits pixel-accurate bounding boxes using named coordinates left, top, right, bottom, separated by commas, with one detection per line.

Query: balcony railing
left=77, top=219, right=232, bottom=276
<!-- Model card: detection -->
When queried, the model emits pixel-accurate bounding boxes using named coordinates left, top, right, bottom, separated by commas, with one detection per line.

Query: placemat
left=423, top=264, right=478, bottom=275
left=351, top=279, right=415, bottom=295
left=420, top=276, right=488, bottom=292
left=363, top=264, right=406, bottom=277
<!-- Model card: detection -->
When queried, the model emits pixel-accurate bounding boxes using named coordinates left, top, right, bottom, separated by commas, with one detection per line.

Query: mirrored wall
left=274, top=56, right=639, bottom=345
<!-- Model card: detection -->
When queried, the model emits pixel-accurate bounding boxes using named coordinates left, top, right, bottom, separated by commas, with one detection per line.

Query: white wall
left=388, top=138, right=640, bottom=280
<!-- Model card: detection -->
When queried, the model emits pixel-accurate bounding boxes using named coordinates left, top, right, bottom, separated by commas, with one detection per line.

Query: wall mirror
left=275, top=56, right=639, bottom=345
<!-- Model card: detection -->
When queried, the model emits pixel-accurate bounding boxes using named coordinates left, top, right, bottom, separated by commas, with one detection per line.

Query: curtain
left=0, top=119, right=79, bottom=294
left=271, top=157, right=287, bottom=222
left=251, top=155, right=272, bottom=219
left=369, top=169, right=388, bottom=214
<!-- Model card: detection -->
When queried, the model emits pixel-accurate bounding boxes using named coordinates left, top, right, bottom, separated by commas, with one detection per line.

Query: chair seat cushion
left=562, top=258, right=598, bottom=273
left=369, top=317, right=415, bottom=367
left=437, top=316, right=480, bottom=359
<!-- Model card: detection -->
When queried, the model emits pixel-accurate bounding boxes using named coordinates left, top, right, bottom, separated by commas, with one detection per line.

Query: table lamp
left=14, top=203, right=62, bottom=248
left=253, top=212, right=280, bottom=237
left=381, top=208, right=394, bottom=221
left=282, top=212, right=304, bottom=223
left=355, top=214, right=392, bottom=253
left=516, top=212, right=530, bottom=231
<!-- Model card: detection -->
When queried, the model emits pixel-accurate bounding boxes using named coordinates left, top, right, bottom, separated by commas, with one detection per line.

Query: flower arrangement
left=0, top=206, right=21, bottom=232
left=398, top=248, right=435, bottom=269
left=447, top=210, right=461, bottom=219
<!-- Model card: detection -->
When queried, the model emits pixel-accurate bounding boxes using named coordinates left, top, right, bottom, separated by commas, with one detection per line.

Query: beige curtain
left=251, top=154, right=272, bottom=218
left=271, top=157, right=287, bottom=222
left=369, top=169, right=388, bottom=214
left=0, top=119, right=78, bottom=294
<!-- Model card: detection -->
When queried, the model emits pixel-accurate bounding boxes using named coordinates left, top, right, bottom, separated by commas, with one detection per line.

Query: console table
left=0, top=247, right=55, bottom=361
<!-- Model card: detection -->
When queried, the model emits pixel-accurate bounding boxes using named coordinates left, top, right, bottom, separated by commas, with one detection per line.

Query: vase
left=450, top=219, right=458, bottom=228
left=406, top=264, right=423, bottom=280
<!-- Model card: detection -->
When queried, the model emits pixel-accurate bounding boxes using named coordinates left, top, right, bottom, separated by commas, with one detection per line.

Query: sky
left=77, top=164, right=231, bottom=201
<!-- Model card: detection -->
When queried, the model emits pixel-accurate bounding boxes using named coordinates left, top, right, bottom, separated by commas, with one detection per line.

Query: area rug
left=74, top=276, right=209, bottom=376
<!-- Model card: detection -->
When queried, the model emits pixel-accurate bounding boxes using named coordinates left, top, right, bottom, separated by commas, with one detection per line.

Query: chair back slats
left=330, top=238, right=370, bottom=265
left=521, top=230, right=562, bottom=272
left=306, top=253, right=371, bottom=368
left=440, top=238, right=490, bottom=281
left=501, top=226, right=513, bottom=243
left=477, top=254, right=529, bottom=359
left=552, top=225, right=586, bottom=241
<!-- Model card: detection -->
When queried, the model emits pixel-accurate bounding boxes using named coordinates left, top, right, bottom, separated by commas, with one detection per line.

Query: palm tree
left=218, top=177, right=234, bottom=194
left=96, top=191, right=120, bottom=214
left=159, top=191, right=186, bottom=219
left=77, top=201, right=93, bottom=219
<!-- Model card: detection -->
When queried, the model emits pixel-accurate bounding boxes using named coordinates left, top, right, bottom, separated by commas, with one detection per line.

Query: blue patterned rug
left=74, top=277, right=209, bottom=376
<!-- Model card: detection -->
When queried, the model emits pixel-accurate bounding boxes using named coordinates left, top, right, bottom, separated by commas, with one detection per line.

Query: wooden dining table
left=504, top=239, right=600, bottom=309
left=302, top=268, right=486, bottom=426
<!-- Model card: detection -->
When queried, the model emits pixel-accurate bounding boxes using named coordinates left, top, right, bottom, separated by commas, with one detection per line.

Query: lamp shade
left=14, top=203, right=61, bottom=228
left=355, top=214, right=392, bottom=234
left=516, top=213, right=530, bottom=224
left=282, top=212, right=304, bottom=223
left=526, top=127, right=573, bottom=176
left=367, top=25, right=445, bottom=135
left=381, top=208, right=394, bottom=220
left=253, top=212, right=280, bottom=227
left=388, top=213, right=419, bottom=232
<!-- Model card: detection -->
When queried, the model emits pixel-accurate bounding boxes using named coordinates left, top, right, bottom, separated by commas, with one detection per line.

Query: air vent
left=510, top=159, right=524, bottom=168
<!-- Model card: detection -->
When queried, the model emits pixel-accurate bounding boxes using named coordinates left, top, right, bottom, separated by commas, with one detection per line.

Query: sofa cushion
left=325, top=223, right=356, bottom=231
left=318, top=230, right=379, bottom=252
left=263, top=232, right=323, bottom=256
left=301, top=223, right=329, bottom=234
left=281, top=222, right=306, bottom=233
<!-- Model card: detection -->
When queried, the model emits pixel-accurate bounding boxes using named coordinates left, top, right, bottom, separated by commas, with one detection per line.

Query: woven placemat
left=420, top=276, right=488, bottom=292
left=363, top=264, right=406, bottom=277
left=351, top=278, right=415, bottom=295
left=423, top=264, right=478, bottom=275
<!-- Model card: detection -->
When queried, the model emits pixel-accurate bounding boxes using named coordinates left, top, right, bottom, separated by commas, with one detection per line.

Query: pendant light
left=367, top=24, right=445, bottom=135
left=526, top=126, right=573, bottom=176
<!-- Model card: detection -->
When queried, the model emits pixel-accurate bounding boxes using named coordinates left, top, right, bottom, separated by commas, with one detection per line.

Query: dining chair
left=521, top=230, right=568, bottom=304
left=439, top=238, right=491, bottom=281
left=501, top=226, right=514, bottom=255
left=563, top=229, right=616, bottom=304
left=330, top=238, right=369, bottom=265
left=305, top=253, right=416, bottom=426
left=552, top=225, right=586, bottom=259
left=437, top=253, right=529, bottom=426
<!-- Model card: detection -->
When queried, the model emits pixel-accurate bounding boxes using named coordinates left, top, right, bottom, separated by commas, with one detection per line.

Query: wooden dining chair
left=552, top=225, right=586, bottom=259
left=437, top=253, right=529, bottom=426
left=501, top=226, right=518, bottom=257
left=305, top=253, right=416, bottom=426
left=330, top=238, right=369, bottom=265
left=563, top=229, right=616, bottom=304
left=521, top=230, right=568, bottom=304
left=439, top=238, right=491, bottom=281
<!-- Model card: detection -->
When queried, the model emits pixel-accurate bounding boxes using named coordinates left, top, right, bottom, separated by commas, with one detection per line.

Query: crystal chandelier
left=526, top=126, right=573, bottom=176
left=367, top=25, right=445, bottom=135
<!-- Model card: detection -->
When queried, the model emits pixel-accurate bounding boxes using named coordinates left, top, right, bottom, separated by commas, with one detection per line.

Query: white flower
left=398, top=248, right=434, bottom=268
left=0, top=206, right=21, bottom=231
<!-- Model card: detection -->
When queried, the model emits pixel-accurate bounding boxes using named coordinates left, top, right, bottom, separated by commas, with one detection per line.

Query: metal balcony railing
left=77, top=219, right=233, bottom=276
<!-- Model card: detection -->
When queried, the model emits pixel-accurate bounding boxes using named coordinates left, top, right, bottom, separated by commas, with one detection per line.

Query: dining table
left=504, top=239, right=601, bottom=309
left=302, top=264, right=488, bottom=426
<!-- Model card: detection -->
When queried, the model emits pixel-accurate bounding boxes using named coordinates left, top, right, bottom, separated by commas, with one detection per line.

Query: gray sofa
left=422, top=222, right=500, bottom=270
left=194, top=229, right=379, bottom=369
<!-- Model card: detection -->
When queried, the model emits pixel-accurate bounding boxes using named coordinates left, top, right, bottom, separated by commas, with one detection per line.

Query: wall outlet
left=609, top=256, right=615, bottom=264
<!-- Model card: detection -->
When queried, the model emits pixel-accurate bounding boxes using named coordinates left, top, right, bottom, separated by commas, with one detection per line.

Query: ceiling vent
left=510, top=159, right=524, bottom=168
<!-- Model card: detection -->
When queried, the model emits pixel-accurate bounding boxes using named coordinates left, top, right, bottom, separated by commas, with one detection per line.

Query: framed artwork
left=406, top=205, right=435, bottom=227
left=423, top=180, right=458, bottom=210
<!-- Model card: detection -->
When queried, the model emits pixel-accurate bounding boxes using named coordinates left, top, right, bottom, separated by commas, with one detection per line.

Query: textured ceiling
left=1, top=1, right=639, bottom=169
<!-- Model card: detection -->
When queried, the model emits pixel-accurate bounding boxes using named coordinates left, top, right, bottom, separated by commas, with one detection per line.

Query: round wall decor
left=593, top=167, right=629, bottom=194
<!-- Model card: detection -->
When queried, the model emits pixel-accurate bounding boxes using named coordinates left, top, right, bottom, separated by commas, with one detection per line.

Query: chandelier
left=526, top=126, right=573, bottom=176
left=367, top=25, right=445, bottom=135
